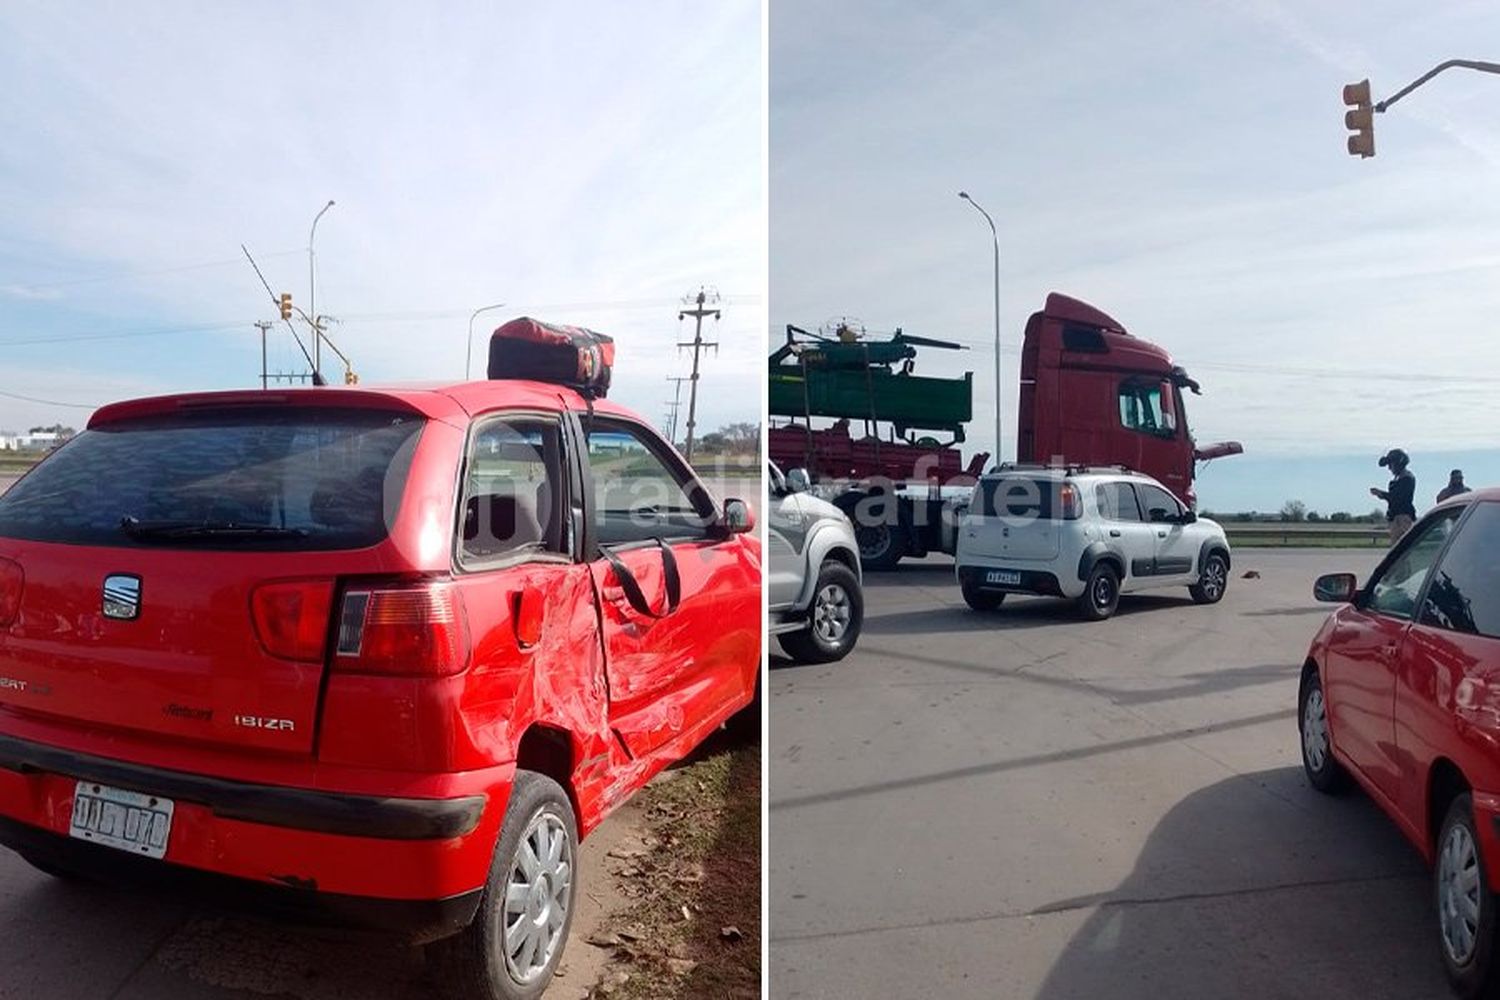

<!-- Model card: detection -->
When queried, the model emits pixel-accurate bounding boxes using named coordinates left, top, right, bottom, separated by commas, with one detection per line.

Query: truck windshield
left=0, top=408, right=423, bottom=550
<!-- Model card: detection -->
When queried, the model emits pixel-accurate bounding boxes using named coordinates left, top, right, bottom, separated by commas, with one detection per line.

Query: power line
left=0, top=249, right=304, bottom=293
left=0, top=388, right=97, bottom=409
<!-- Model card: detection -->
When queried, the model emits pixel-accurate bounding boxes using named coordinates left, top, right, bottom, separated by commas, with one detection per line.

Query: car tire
left=1436, top=793, right=1500, bottom=999
left=853, top=520, right=906, bottom=571
left=430, top=771, right=578, bottom=1000
left=1190, top=551, right=1229, bottom=604
left=961, top=581, right=1007, bottom=612
left=1298, top=669, right=1348, bottom=794
left=1077, top=564, right=1120, bottom=621
left=778, top=561, right=863, bottom=664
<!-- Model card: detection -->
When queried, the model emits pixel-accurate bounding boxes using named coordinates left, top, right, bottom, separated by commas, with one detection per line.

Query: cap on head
left=1452, top=469, right=1465, bottom=480
left=1379, top=448, right=1409, bottom=469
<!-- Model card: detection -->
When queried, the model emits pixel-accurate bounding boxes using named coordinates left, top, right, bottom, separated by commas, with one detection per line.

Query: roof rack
left=992, top=461, right=1137, bottom=476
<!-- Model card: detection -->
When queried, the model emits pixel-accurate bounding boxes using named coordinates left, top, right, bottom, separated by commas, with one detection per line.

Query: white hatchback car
left=955, top=465, right=1232, bottom=620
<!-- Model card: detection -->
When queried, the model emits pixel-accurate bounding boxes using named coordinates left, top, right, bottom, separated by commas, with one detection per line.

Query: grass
left=592, top=734, right=761, bottom=999
left=1225, top=533, right=1388, bottom=549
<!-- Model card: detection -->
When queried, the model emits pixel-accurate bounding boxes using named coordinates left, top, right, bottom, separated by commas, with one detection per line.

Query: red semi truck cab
left=1017, top=293, right=1241, bottom=507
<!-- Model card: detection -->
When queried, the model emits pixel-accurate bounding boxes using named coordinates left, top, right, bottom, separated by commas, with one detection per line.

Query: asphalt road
left=768, top=548, right=1454, bottom=1000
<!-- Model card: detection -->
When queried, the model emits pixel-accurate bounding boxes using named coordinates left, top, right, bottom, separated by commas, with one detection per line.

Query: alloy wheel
left=1202, top=558, right=1226, bottom=599
left=813, top=583, right=852, bottom=644
left=502, top=810, right=573, bottom=985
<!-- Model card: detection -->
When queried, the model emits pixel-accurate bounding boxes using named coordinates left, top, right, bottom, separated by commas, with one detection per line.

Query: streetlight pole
left=959, top=191, right=1002, bottom=469
left=466, top=302, right=507, bottom=380
left=309, top=199, right=335, bottom=378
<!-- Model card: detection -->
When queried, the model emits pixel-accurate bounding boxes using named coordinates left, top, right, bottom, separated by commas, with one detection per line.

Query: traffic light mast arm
left=1375, top=58, right=1500, bottom=112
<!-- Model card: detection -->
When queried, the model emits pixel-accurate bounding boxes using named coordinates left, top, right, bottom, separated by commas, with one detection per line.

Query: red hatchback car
left=0, top=358, right=759, bottom=998
left=1301, top=490, right=1500, bottom=998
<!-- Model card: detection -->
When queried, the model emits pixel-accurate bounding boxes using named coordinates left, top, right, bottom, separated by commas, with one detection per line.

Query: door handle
left=1109, top=529, right=1122, bottom=538
left=514, top=587, right=544, bottom=649
left=1157, top=531, right=1167, bottom=538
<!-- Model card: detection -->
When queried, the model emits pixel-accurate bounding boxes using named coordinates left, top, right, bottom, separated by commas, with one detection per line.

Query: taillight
left=250, top=580, right=334, bottom=662
left=1059, top=483, right=1082, bottom=520
left=0, top=558, right=23, bottom=627
left=333, top=582, right=468, bottom=677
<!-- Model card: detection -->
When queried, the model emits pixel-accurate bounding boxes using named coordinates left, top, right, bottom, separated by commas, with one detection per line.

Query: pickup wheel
left=431, top=771, right=578, bottom=1000
left=779, top=561, right=863, bottom=664
left=1436, top=793, right=1500, bottom=999
left=1190, top=551, right=1229, bottom=604
left=1077, top=564, right=1120, bottom=621
left=961, top=581, right=1007, bottom=612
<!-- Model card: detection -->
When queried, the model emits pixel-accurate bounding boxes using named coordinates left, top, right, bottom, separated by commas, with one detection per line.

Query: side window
left=1136, top=484, right=1181, bottom=523
left=586, top=421, right=714, bottom=545
left=1095, top=482, right=1143, bottom=522
left=1421, top=503, right=1500, bottom=637
left=1367, top=509, right=1460, bottom=620
left=459, top=416, right=567, bottom=565
left=1118, top=380, right=1175, bottom=437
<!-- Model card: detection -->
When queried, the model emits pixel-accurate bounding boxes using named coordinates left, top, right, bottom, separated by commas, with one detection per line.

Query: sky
left=0, top=1, right=764, bottom=440
left=771, top=0, right=1500, bottom=511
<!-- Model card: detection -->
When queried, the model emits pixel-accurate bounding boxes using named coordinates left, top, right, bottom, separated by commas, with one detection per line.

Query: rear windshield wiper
left=119, top=516, right=308, bottom=542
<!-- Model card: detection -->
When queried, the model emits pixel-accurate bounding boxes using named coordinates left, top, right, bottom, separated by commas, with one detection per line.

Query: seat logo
left=102, top=575, right=141, bottom=620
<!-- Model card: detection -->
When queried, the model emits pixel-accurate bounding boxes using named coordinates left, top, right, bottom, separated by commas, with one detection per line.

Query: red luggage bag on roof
left=487, top=317, right=614, bottom=397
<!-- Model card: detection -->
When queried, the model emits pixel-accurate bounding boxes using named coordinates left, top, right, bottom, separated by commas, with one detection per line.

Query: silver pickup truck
left=767, top=462, right=864, bottom=663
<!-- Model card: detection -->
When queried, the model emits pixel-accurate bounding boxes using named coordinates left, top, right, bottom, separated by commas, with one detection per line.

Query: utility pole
left=255, top=320, right=273, bottom=389
left=677, top=287, right=720, bottom=464
left=665, top=375, right=690, bottom=444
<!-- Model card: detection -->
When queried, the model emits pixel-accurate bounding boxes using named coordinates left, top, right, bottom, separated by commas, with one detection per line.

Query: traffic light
left=1343, top=79, right=1375, bottom=158
left=279, top=293, right=293, bottom=320
left=343, top=368, right=359, bottom=385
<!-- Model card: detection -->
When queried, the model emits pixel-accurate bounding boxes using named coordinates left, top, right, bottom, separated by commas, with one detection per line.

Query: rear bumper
left=0, top=733, right=484, bottom=840
left=956, top=564, right=1069, bottom=598
left=0, top=731, right=511, bottom=926
left=0, top=814, right=481, bottom=941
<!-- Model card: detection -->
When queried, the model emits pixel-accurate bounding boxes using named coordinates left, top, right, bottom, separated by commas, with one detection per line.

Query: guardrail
left=1223, top=523, right=1388, bottom=547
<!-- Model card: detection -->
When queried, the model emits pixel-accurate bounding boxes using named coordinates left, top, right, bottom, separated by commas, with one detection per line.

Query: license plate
left=986, top=570, right=1022, bottom=586
left=69, top=782, right=174, bottom=860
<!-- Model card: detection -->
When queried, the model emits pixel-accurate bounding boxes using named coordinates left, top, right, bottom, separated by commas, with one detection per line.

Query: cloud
left=771, top=0, right=1500, bottom=489
left=0, top=1, right=765, bottom=436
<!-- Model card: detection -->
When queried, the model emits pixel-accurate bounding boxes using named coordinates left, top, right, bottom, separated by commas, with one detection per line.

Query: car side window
left=1095, top=482, right=1143, bottom=522
left=586, top=421, right=715, bottom=545
left=1136, top=484, right=1181, bottom=523
left=459, top=415, right=568, bottom=566
left=1367, top=509, right=1459, bottom=620
left=1421, top=503, right=1500, bottom=637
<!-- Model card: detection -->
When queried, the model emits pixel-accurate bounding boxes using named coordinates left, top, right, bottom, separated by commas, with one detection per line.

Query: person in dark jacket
left=1437, top=469, right=1470, bottom=504
left=1370, top=448, right=1416, bottom=544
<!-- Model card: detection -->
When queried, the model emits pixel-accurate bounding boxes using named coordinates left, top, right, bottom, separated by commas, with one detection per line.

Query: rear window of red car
left=0, top=408, right=423, bottom=550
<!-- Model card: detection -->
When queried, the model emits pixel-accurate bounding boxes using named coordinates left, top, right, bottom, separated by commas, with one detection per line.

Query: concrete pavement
left=769, top=548, right=1448, bottom=999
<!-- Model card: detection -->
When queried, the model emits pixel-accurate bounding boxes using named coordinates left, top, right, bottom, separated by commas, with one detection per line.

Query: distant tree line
left=1202, top=500, right=1387, bottom=525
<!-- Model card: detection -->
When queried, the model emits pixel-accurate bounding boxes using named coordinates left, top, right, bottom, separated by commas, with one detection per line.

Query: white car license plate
left=69, top=782, right=174, bottom=860
left=986, top=570, right=1022, bottom=586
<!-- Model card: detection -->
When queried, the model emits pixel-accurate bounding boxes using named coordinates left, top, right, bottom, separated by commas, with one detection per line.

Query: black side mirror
left=1314, top=572, right=1358, bottom=603
left=1179, top=510, right=1197, bottom=524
